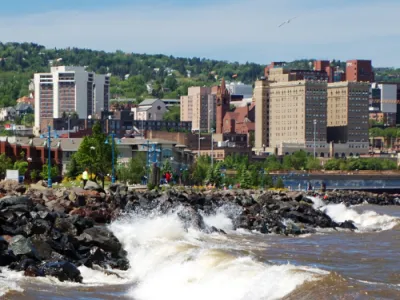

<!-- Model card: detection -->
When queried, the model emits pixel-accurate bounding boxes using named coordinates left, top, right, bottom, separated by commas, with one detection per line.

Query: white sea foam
left=109, top=210, right=325, bottom=300
left=0, top=267, right=24, bottom=297
left=309, top=196, right=400, bottom=232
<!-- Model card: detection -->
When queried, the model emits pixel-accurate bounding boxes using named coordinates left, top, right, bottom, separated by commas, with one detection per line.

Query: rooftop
left=139, top=99, right=159, bottom=106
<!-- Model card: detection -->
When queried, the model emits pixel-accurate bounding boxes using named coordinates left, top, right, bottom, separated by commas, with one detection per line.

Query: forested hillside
left=0, top=42, right=399, bottom=108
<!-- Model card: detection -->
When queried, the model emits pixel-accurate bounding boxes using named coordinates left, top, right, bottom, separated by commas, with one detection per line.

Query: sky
left=1, top=0, right=399, bottom=67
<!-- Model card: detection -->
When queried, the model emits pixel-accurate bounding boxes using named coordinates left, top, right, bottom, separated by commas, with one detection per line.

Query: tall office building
left=254, top=79, right=369, bottom=156
left=268, top=80, right=328, bottom=153
left=254, top=79, right=270, bottom=150
left=34, top=66, right=110, bottom=132
left=180, top=86, right=213, bottom=132
left=327, top=82, right=370, bottom=146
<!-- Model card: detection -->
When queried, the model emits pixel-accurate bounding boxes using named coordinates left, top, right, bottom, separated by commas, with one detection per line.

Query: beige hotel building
left=254, top=68, right=369, bottom=157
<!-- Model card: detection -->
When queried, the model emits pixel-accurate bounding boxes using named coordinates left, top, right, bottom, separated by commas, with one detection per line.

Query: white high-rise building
left=34, top=66, right=110, bottom=132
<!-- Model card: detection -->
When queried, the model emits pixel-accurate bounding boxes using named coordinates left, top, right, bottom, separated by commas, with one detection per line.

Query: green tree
left=305, top=157, right=321, bottom=170
left=369, top=127, right=384, bottom=138
left=164, top=75, right=178, bottom=91
left=40, top=161, right=59, bottom=180
left=13, top=161, right=28, bottom=176
left=191, top=155, right=210, bottom=185
left=117, top=152, right=146, bottom=184
left=161, top=159, right=173, bottom=175
left=0, top=153, right=13, bottom=179
left=324, top=159, right=341, bottom=170
left=162, top=105, right=180, bottom=122
left=240, top=169, right=252, bottom=189
left=264, top=155, right=281, bottom=171
left=66, top=155, right=80, bottom=179
left=74, top=122, right=117, bottom=187
left=30, top=169, right=38, bottom=182
left=275, top=177, right=285, bottom=189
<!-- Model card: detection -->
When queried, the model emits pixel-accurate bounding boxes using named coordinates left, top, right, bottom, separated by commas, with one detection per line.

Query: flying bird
left=278, top=16, right=298, bottom=28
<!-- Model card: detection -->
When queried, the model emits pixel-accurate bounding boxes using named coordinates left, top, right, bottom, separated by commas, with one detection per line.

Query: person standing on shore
left=82, top=168, right=89, bottom=188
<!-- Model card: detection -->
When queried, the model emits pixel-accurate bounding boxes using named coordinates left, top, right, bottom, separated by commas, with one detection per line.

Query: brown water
left=2, top=204, right=400, bottom=300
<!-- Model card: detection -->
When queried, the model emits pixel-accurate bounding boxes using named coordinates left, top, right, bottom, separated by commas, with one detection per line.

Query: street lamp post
left=198, top=129, right=201, bottom=157
left=111, top=133, right=115, bottom=183
left=313, top=119, right=317, bottom=159
left=105, top=133, right=116, bottom=183
left=211, top=128, right=214, bottom=169
left=67, top=115, right=71, bottom=139
left=47, top=125, right=52, bottom=188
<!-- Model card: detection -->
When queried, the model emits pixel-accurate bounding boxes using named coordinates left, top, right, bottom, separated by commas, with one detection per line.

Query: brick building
left=0, top=136, right=62, bottom=179
left=222, top=103, right=255, bottom=135
left=346, top=60, right=374, bottom=82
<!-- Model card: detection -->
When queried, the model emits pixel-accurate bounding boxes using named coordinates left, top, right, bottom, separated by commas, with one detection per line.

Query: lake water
left=2, top=199, right=400, bottom=300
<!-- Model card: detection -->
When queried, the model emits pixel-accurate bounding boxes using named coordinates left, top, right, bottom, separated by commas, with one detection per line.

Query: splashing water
left=0, top=267, right=24, bottom=297
left=308, top=196, right=400, bottom=232
left=109, top=208, right=324, bottom=300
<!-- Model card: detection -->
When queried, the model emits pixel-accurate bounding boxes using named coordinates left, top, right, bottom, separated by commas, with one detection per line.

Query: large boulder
left=0, top=250, right=17, bottom=266
left=177, top=206, right=206, bottom=231
left=22, top=219, right=51, bottom=236
left=77, top=227, right=121, bottom=254
left=29, top=235, right=53, bottom=261
left=9, top=235, right=38, bottom=259
left=84, top=181, right=104, bottom=193
left=0, top=196, right=33, bottom=209
left=54, top=218, right=78, bottom=236
left=40, top=261, right=82, bottom=283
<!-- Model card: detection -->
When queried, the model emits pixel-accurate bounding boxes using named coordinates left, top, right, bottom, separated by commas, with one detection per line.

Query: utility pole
left=47, top=125, right=52, bottom=188
left=313, top=119, right=317, bottom=159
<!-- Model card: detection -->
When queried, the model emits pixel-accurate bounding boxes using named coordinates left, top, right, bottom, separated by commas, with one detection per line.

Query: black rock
left=29, top=235, right=53, bottom=261
left=24, top=265, right=45, bottom=277
left=0, top=250, right=17, bottom=266
left=177, top=206, right=206, bottom=231
left=69, top=215, right=94, bottom=235
left=0, top=236, right=8, bottom=251
left=40, top=261, right=83, bottom=283
left=0, top=196, right=33, bottom=208
left=9, top=235, right=38, bottom=259
left=83, top=246, right=107, bottom=268
left=84, top=181, right=104, bottom=193
left=22, top=219, right=51, bottom=236
left=77, top=227, right=121, bottom=254
left=54, top=218, right=78, bottom=236
left=109, top=257, right=130, bottom=271
left=339, top=220, right=357, bottom=230
left=9, top=258, right=37, bottom=271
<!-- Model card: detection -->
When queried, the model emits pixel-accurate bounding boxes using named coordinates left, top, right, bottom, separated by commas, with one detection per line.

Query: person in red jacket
left=165, top=172, right=171, bottom=183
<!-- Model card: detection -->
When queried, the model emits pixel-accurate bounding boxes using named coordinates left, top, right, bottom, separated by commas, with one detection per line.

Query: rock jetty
left=1, top=179, right=399, bottom=283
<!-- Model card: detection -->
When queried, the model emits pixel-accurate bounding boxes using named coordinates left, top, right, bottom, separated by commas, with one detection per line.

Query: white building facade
left=131, top=99, right=168, bottom=121
left=34, top=66, right=110, bottom=131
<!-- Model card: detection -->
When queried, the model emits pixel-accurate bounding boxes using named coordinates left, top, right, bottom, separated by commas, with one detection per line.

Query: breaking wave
left=0, top=267, right=24, bottom=297
left=309, top=197, right=400, bottom=231
left=109, top=208, right=325, bottom=300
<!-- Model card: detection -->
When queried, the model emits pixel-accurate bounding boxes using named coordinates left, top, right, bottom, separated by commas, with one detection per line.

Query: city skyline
left=0, top=0, right=399, bottom=67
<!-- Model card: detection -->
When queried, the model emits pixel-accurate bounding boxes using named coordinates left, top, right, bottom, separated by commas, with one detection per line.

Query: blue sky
left=1, top=0, right=399, bottom=67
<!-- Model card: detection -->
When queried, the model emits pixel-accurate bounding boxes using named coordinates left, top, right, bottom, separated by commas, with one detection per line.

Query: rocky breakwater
left=318, top=190, right=400, bottom=206
left=113, top=187, right=357, bottom=235
left=0, top=180, right=129, bottom=283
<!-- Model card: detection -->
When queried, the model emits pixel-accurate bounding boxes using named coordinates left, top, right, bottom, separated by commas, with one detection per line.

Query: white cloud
left=0, top=0, right=399, bottom=66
